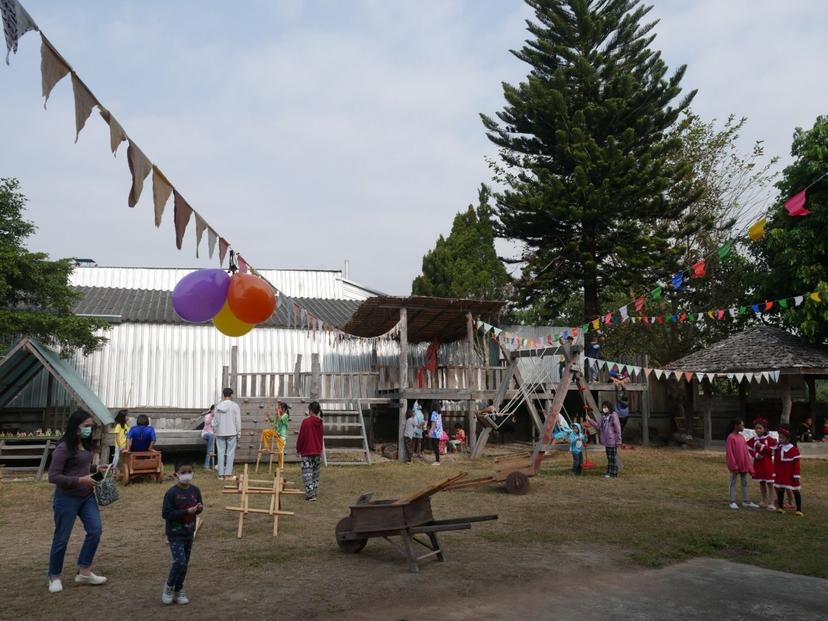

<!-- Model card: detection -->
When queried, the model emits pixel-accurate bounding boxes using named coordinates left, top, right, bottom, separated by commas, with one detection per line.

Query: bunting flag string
left=584, top=357, right=781, bottom=386
left=1, top=0, right=403, bottom=344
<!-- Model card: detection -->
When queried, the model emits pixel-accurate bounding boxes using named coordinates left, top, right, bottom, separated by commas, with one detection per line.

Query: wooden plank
left=391, top=473, right=466, bottom=506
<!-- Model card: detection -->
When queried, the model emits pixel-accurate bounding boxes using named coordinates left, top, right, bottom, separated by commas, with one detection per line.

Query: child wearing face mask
left=161, top=461, right=203, bottom=605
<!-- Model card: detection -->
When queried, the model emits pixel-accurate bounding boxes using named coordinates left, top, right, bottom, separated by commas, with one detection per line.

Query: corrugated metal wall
left=69, top=266, right=380, bottom=299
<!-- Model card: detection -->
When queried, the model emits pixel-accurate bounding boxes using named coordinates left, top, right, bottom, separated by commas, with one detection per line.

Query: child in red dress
left=774, top=425, right=803, bottom=517
left=747, top=417, right=777, bottom=511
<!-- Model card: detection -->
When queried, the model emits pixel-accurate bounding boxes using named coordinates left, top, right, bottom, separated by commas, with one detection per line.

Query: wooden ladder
left=0, top=439, right=54, bottom=480
left=322, top=399, right=372, bottom=466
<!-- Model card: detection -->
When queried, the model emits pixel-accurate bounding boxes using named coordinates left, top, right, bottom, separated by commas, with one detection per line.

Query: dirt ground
left=0, top=447, right=826, bottom=620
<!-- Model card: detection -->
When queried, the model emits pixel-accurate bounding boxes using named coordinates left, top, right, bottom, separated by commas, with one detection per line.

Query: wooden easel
left=223, top=464, right=303, bottom=538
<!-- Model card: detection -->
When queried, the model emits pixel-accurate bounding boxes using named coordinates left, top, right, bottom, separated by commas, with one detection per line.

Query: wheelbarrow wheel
left=335, top=517, right=367, bottom=553
left=504, top=471, right=530, bottom=495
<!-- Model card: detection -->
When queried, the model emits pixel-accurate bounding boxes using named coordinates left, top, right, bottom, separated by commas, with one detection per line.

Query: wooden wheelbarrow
left=444, top=448, right=565, bottom=495
left=335, top=474, right=498, bottom=573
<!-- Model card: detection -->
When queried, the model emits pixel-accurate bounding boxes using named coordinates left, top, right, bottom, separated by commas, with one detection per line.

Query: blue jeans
left=49, top=490, right=102, bottom=577
left=202, top=432, right=214, bottom=469
left=215, top=436, right=237, bottom=477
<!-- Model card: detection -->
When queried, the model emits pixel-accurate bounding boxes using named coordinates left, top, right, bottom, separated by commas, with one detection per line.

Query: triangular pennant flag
left=684, top=371, right=694, bottom=382
left=603, top=312, right=613, bottom=325
left=761, top=371, right=770, bottom=383
left=2, top=0, right=37, bottom=64
left=697, top=312, right=704, bottom=321
left=707, top=310, right=715, bottom=320
left=764, top=300, right=774, bottom=312
left=619, top=305, right=628, bottom=321
left=691, top=259, right=706, bottom=278
left=644, top=367, right=652, bottom=377
left=718, top=240, right=733, bottom=260
left=634, top=296, right=645, bottom=312
left=794, top=295, right=804, bottom=307
left=738, top=306, right=747, bottom=315
left=748, top=218, right=766, bottom=241
left=706, top=373, right=716, bottom=383
left=771, top=370, right=780, bottom=383
left=779, top=298, right=789, bottom=309
left=671, top=272, right=684, bottom=290
left=194, top=214, right=207, bottom=258
left=810, top=291, right=822, bottom=303
left=591, top=318, right=600, bottom=330
left=98, top=108, right=127, bottom=156
left=784, top=190, right=811, bottom=216
left=747, top=372, right=757, bottom=384
left=126, top=140, right=152, bottom=207
left=735, top=373, right=745, bottom=384
left=716, top=309, right=725, bottom=321
left=670, top=314, right=678, bottom=323
left=679, top=312, right=688, bottom=322
left=672, top=370, right=682, bottom=381
left=40, top=35, right=69, bottom=108
left=651, top=287, right=662, bottom=301
left=172, top=191, right=193, bottom=250
left=71, top=73, right=98, bottom=143
left=728, top=308, right=738, bottom=318
left=237, top=255, right=249, bottom=274
left=726, top=373, right=734, bottom=380
left=151, top=166, right=173, bottom=227
left=654, top=369, right=664, bottom=380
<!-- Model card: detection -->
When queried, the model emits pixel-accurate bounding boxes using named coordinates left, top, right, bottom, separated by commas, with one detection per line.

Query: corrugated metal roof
left=0, top=338, right=114, bottom=424
left=69, top=266, right=380, bottom=299
left=72, top=286, right=362, bottom=329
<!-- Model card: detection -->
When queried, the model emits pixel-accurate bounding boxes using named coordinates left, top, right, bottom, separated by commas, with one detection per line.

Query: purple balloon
left=172, top=269, right=230, bottom=322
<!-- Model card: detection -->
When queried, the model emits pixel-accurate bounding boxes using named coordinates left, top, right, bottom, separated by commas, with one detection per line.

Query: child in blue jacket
left=569, top=423, right=586, bottom=475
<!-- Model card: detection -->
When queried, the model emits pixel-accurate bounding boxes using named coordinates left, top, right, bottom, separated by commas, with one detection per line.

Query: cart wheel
left=335, top=517, right=367, bottom=553
left=504, top=471, right=530, bottom=495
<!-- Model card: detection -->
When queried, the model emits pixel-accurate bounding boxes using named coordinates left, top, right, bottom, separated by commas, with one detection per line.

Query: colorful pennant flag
left=126, top=140, right=152, bottom=207
left=810, top=291, right=822, bottom=303
left=634, top=296, right=645, bottom=313
left=172, top=191, right=193, bottom=250
left=651, top=287, right=662, bottom=301
left=691, top=259, right=706, bottom=278
left=671, top=272, right=684, bottom=290
left=748, top=218, right=766, bottom=241
left=718, top=240, right=733, bottom=260
left=784, top=190, right=811, bottom=217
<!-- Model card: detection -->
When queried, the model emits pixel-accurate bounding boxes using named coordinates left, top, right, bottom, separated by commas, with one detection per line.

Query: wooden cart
left=444, top=449, right=565, bottom=495
left=335, top=474, right=498, bottom=573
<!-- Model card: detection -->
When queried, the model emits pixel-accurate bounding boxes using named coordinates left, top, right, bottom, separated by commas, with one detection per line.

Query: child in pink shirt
left=725, top=418, right=757, bottom=510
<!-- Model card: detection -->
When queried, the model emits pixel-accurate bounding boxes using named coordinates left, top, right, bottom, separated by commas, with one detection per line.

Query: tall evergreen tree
left=482, top=0, right=699, bottom=321
left=412, top=184, right=511, bottom=299
left=0, top=178, right=109, bottom=355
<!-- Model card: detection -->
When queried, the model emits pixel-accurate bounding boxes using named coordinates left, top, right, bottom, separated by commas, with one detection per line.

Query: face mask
left=80, top=426, right=93, bottom=439
left=602, top=408, right=609, bottom=414
left=178, top=473, right=194, bottom=483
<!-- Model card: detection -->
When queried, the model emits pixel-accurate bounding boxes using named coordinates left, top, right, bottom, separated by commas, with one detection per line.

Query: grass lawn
left=0, top=447, right=825, bottom=619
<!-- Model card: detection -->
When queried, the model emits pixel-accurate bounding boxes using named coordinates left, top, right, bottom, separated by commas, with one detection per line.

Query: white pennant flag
left=71, top=72, right=99, bottom=142
left=735, top=373, right=745, bottom=384
left=619, top=305, right=628, bottom=321
left=771, top=370, right=780, bottom=382
left=727, top=373, right=734, bottom=380
left=760, top=371, right=769, bottom=383
left=706, top=372, right=716, bottom=383
left=672, top=370, right=682, bottom=381
left=728, top=308, right=738, bottom=318
left=207, top=228, right=218, bottom=259
left=794, top=296, right=804, bottom=306
left=194, top=214, right=207, bottom=258
left=40, top=35, right=69, bottom=108
left=2, top=0, right=38, bottom=64
left=654, top=369, right=664, bottom=380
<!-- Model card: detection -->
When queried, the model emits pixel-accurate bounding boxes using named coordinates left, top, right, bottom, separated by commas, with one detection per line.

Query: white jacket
left=214, top=399, right=241, bottom=437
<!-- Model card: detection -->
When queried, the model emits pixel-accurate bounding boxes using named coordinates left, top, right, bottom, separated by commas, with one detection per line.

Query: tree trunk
left=582, top=225, right=600, bottom=319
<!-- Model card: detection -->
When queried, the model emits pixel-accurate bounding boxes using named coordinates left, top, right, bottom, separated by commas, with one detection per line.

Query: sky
left=0, top=0, right=825, bottom=295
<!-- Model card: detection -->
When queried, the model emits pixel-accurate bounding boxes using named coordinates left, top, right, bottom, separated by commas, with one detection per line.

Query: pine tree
left=482, top=0, right=699, bottom=321
left=412, top=184, right=511, bottom=299
left=0, top=178, right=109, bottom=355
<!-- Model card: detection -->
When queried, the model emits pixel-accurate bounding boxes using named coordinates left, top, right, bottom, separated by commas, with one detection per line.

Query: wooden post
left=292, top=354, right=302, bottom=397
left=310, top=353, right=321, bottom=400
left=466, top=312, right=477, bottom=454
left=807, top=376, right=816, bottom=424
left=780, top=375, right=792, bottom=425
left=702, top=380, right=712, bottom=450
left=641, top=355, right=650, bottom=446
left=43, top=374, right=54, bottom=431
left=230, top=346, right=239, bottom=394
left=398, top=307, right=409, bottom=462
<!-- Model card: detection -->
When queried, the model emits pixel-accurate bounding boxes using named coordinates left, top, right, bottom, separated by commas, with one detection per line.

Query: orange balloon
left=227, top=274, right=276, bottom=324
left=213, top=301, right=254, bottom=337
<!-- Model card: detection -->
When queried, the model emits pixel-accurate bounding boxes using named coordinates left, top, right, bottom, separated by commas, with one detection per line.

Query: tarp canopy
left=0, top=337, right=114, bottom=425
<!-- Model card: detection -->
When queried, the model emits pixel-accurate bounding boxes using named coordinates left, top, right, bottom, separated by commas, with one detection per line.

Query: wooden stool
left=255, top=432, right=277, bottom=474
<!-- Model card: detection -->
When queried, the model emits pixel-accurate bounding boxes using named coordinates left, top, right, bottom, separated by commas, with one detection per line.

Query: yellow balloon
left=213, top=301, right=254, bottom=337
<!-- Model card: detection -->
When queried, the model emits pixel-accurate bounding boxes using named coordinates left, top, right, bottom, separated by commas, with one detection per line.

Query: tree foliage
left=754, top=116, right=828, bottom=343
left=412, top=184, right=512, bottom=299
left=0, top=178, right=109, bottom=356
left=482, top=0, right=699, bottom=322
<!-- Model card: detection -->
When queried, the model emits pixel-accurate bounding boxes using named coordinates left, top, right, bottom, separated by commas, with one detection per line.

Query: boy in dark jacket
left=296, top=401, right=324, bottom=501
left=161, top=460, right=203, bottom=605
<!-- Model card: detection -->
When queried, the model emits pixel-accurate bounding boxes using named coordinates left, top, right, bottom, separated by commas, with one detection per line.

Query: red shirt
left=296, top=415, right=324, bottom=456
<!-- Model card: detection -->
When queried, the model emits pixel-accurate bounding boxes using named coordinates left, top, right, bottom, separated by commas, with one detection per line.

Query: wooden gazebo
left=665, top=326, right=828, bottom=446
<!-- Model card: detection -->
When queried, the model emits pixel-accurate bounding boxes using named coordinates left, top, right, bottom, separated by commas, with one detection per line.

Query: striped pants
left=605, top=447, right=619, bottom=477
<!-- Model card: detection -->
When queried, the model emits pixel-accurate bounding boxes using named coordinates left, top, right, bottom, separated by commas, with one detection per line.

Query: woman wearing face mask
left=46, top=409, right=109, bottom=593
left=598, top=400, right=623, bottom=478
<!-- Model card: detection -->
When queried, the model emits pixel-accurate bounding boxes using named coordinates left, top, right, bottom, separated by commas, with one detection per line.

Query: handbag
left=94, top=467, right=120, bottom=506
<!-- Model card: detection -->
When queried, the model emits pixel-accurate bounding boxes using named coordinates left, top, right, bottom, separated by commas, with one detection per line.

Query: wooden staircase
left=322, top=400, right=371, bottom=466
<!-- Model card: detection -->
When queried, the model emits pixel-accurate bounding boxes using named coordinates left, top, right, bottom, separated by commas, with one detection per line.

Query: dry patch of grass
left=0, top=448, right=825, bottom=619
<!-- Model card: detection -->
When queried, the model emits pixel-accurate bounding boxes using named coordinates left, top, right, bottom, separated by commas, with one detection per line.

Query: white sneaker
left=174, top=590, right=190, bottom=605
left=48, top=579, right=63, bottom=593
left=728, top=502, right=739, bottom=510
left=74, top=572, right=107, bottom=585
left=162, top=584, right=175, bottom=605
left=742, top=501, right=759, bottom=509
left=431, top=462, right=441, bottom=466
